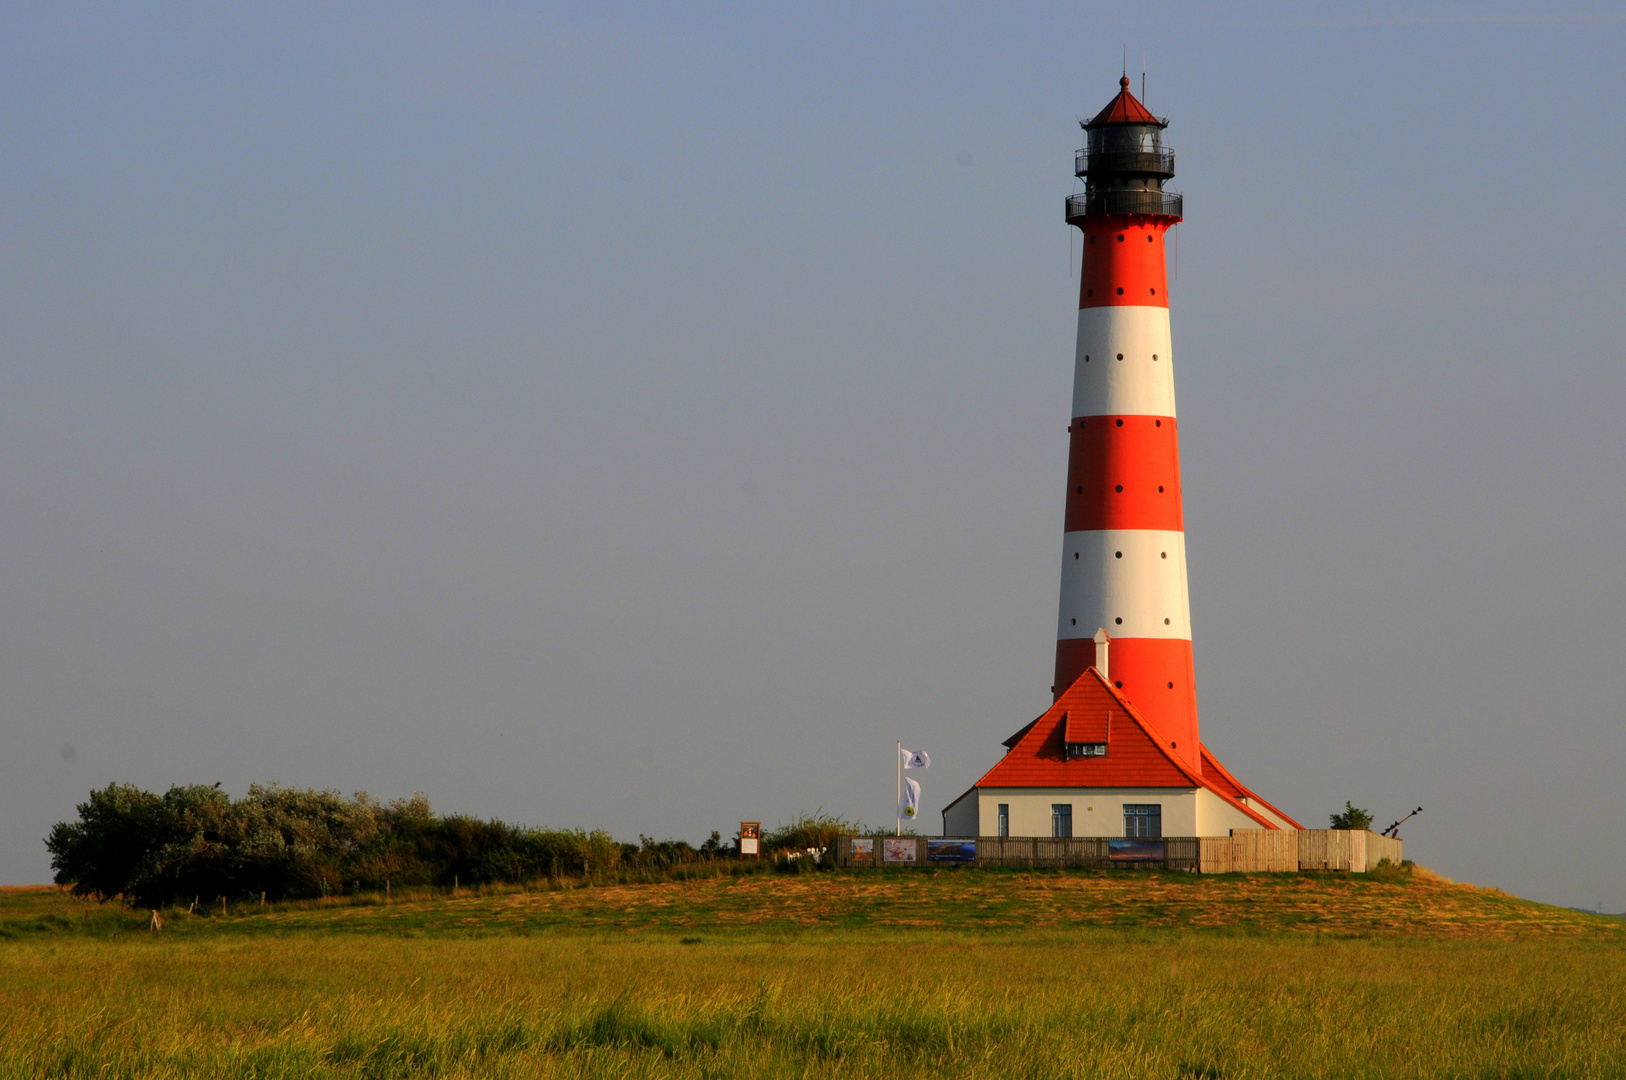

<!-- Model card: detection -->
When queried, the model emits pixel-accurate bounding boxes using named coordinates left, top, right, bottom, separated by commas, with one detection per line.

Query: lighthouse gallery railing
left=1066, top=189, right=1183, bottom=220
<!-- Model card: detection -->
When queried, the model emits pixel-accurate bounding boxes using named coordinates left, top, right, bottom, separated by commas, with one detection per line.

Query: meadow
left=3, top=865, right=1624, bottom=1079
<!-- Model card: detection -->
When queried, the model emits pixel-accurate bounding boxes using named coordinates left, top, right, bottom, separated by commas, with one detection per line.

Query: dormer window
left=1065, top=742, right=1107, bottom=759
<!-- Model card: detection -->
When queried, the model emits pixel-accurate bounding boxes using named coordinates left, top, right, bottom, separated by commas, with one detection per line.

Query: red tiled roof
left=1198, top=751, right=1247, bottom=800
left=1062, top=707, right=1112, bottom=744
left=1086, top=76, right=1162, bottom=128
left=972, top=668, right=1280, bottom=829
left=976, top=668, right=1198, bottom=788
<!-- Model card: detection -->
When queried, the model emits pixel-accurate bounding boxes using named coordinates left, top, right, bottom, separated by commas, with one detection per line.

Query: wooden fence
left=1201, top=830, right=1403, bottom=873
left=833, top=831, right=1403, bottom=874
left=831, top=836, right=1198, bottom=871
left=1198, top=829, right=1298, bottom=873
left=1365, top=832, right=1404, bottom=868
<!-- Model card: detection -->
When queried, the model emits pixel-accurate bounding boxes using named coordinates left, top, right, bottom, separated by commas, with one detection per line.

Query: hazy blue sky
left=3, top=2, right=1623, bottom=909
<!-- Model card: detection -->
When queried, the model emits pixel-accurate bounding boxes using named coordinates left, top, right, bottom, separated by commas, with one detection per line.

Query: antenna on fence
left=1382, top=806, right=1423, bottom=838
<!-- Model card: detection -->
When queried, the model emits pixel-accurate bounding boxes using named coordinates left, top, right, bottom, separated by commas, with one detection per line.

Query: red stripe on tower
left=1055, top=76, right=1199, bottom=773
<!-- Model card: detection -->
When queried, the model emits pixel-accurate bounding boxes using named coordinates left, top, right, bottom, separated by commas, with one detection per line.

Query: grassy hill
left=3, top=861, right=1615, bottom=940
left=3, top=865, right=1624, bottom=1078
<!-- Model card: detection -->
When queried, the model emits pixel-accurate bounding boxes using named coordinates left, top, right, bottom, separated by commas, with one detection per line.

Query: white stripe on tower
left=1072, top=306, right=1176, bottom=420
left=1057, top=528, right=1191, bottom=640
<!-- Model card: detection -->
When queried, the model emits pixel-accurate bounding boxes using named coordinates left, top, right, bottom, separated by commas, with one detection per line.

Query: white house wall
left=1194, top=788, right=1276, bottom=836
left=974, top=788, right=1199, bottom=837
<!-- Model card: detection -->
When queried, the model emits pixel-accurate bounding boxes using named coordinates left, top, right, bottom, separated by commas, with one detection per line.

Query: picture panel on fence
left=882, top=839, right=916, bottom=864
left=927, top=839, right=976, bottom=864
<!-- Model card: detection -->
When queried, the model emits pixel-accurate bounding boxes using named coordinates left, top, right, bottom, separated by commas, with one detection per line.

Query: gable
left=976, top=668, right=1197, bottom=789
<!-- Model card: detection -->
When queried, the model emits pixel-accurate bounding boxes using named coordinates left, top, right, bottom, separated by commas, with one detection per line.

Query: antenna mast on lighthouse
left=1056, top=77, right=1198, bottom=772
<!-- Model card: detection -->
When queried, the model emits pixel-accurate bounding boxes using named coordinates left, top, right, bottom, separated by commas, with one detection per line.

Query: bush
left=47, top=782, right=847, bottom=903
left=46, top=783, right=624, bottom=904
left=1329, top=801, right=1374, bottom=832
left=763, top=814, right=865, bottom=856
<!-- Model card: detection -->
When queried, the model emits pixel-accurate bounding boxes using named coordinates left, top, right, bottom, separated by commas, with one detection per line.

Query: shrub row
left=46, top=784, right=864, bottom=906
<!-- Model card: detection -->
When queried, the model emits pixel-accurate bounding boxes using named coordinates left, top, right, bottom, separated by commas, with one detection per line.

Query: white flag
left=902, top=775, right=921, bottom=818
left=902, top=748, right=931, bottom=770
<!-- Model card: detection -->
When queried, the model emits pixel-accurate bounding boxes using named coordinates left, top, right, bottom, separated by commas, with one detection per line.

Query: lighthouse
left=1054, top=76, right=1196, bottom=770
left=942, top=77, right=1301, bottom=840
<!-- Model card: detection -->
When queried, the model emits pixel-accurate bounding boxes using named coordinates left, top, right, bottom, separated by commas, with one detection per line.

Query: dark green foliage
left=631, top=836, right=701, bottom=867
left=44, top=782, right=167, bottom=901
left=1329, top=801, right=1374, bottom=831
left=46, top=783, right=628, bottom=905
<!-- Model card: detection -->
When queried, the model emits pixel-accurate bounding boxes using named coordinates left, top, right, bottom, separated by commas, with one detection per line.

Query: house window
left=1065, top=742, right=1107, bottom=758
left=1124, top=804, right=1162, bottom=839
left=1052, top=804, right=1073, bottom=838
left=997, top=804, right=1009, bottom=838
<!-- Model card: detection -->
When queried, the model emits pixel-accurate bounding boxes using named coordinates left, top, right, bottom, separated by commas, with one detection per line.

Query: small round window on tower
left=1115, top=419, right=1124, bottom=427
left=1164, top=618, right=1171, bottom=625
left=1117, top=234, right=1125, bottom=242
left=1115, top=485, right=1123, bottom=492
left=1116, top=353, right=1124, bottom=360
left=1114, top=617, right=1123, bottom=625
left=1115, top=681, right=1123, bottom=688
left=1167, top=681, right=1174, bottom=688
left=1114, top=551, right=1122, bottom=559
left=1116, top=287, right=1124, bottom=295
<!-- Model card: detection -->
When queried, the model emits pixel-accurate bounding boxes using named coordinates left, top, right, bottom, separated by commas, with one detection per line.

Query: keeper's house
left=941, top=665, right=1300, bottom=839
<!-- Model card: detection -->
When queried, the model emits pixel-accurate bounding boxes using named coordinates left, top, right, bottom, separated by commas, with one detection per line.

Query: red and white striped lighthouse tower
left=940, top=78, right=1303, bottom=837
left=1054, top=77, right=1198, bottom=772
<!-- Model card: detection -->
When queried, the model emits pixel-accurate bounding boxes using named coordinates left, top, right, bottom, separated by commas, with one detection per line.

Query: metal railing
left=1065, top=189, right=1183, bottom=220
left=1075, top=147, right=1175, bottom=178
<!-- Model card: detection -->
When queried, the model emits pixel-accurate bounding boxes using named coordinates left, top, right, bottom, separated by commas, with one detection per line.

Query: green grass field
left=4, top=865, right=1624, bottom=1079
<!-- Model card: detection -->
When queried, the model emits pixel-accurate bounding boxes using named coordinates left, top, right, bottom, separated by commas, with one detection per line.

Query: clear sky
left=2, top=2, right=1623, bottom=910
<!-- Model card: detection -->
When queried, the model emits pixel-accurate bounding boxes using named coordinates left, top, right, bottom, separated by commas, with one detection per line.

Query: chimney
left=1093, top=627, right=1111, bottom=681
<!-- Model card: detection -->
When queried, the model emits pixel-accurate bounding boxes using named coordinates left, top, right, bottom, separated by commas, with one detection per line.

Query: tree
left=45, top=783, right=169, bottom=900
left=1329, top=801, right=1374, bottom=831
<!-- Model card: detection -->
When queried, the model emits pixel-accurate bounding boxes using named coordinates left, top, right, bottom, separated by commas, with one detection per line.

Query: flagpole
left=896, top=740, right=902, bottom=836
